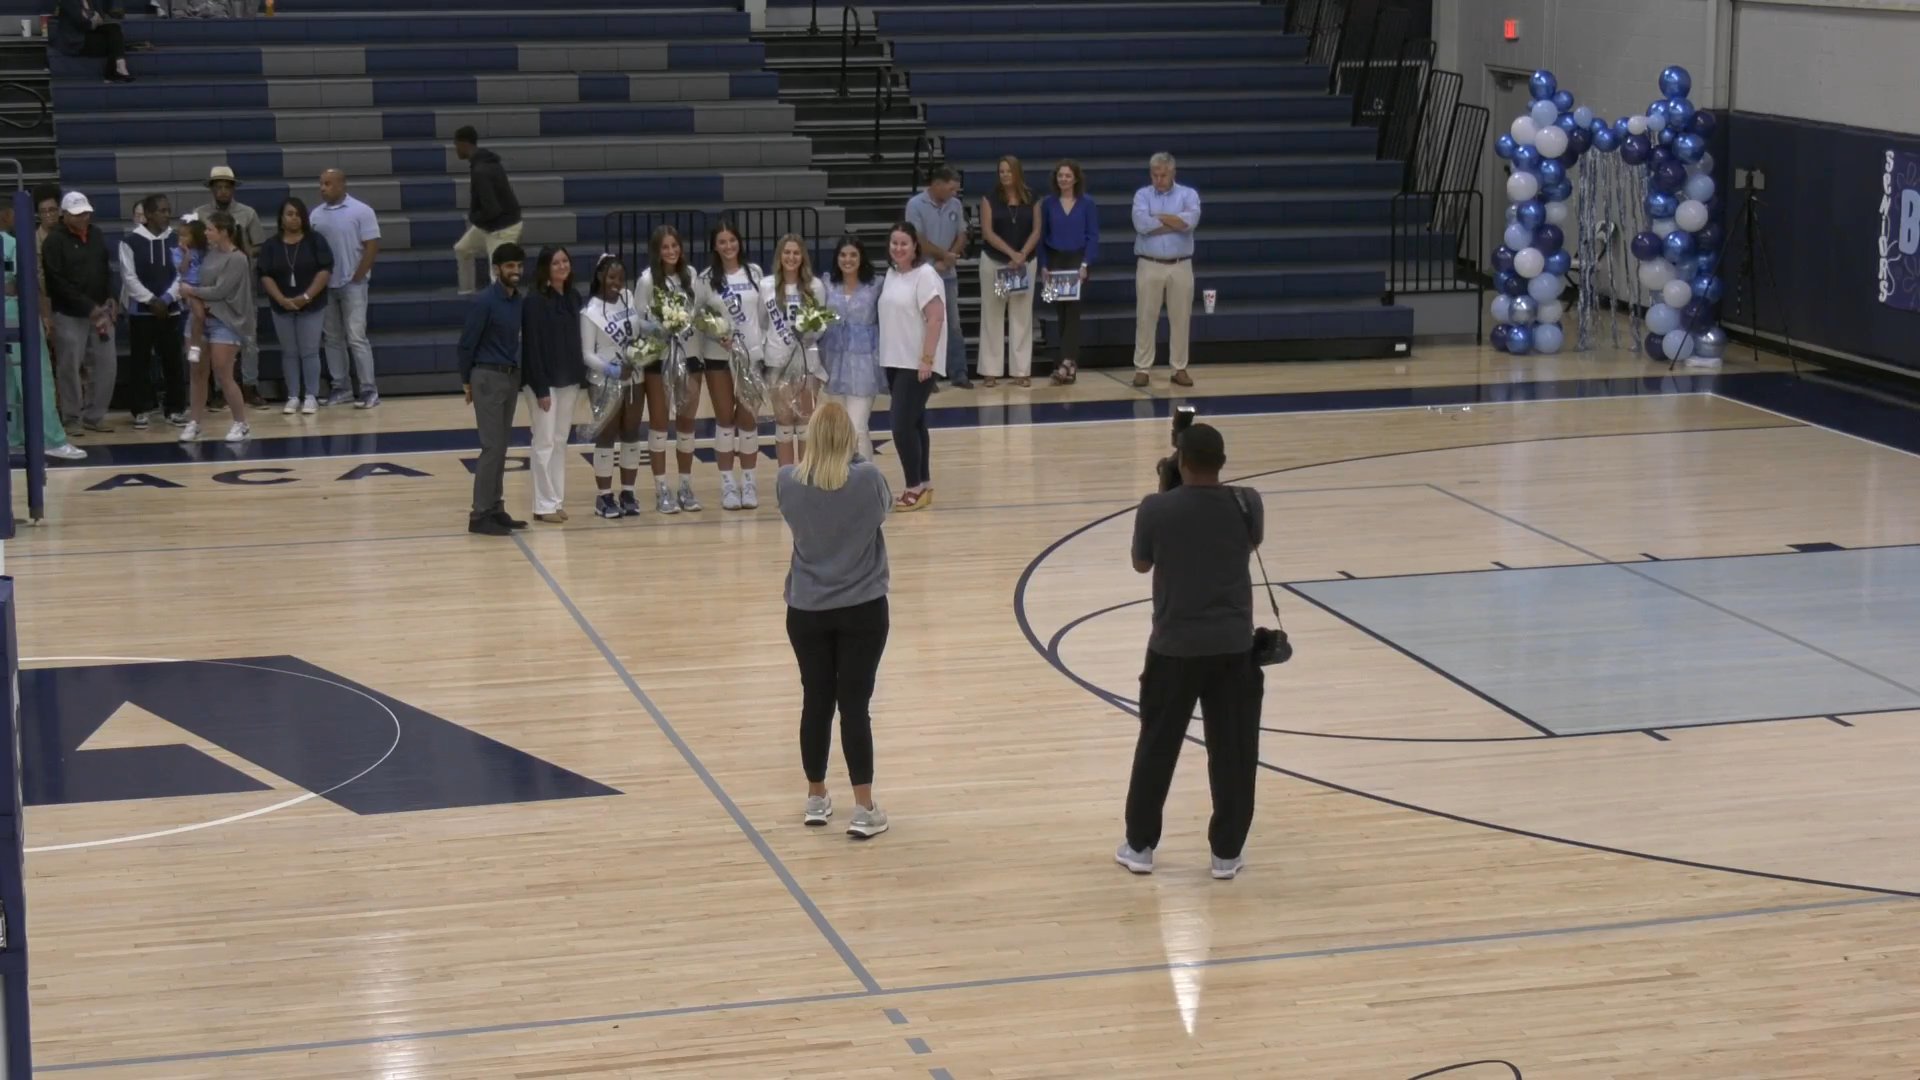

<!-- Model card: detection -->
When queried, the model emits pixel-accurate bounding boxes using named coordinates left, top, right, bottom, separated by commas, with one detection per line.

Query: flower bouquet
left=793, top=293, right=839, bottom=339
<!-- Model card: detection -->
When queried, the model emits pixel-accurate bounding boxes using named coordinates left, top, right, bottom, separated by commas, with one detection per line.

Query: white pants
left=1134, top=258, right=1195, bottom=371
left=831, top=392, right=875, bottom=461
left=977, top=258, right=1034, bottom=378
left=525, top=384, right=581, bottom=515
left=455, top=222, right=526, bottom=295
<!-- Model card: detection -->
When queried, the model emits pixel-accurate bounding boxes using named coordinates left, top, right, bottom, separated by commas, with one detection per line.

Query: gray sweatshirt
left=776, top=459, right=892, bottom=611
left=194, top=247, right=257, bottom=341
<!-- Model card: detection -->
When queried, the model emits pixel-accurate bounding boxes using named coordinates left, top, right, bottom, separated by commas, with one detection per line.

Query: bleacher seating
left=771, top=0, right=1417, bottom=360
left=44, top=0, right=840, bottom=392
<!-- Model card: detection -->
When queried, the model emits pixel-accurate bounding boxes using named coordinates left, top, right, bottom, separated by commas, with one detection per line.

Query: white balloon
left=1662, top=279, right=1694, bottom=308
left=1511, top=116, right=1539, bottom=146
left=1530, top=100, right=1560, bottom=128
left=1653, top=218, right=1678, bottom=238
left=1527, top=272, right=1562, bottom=302
left=1638, top=257, right=1676, bottom=292
left=1491, top=295, right=1512, bottom=322
left=1697, top=152, right=1715, bottom=175
left=1663, top=328, right=1698, bottom=362
left=1506, top=171, right=1541, bottom=203
left=1544, top=201, right=1570, bottom=227
left=1645, top=302, right=1680, bottom=336
left=1532, top=323, right=1565, bottom=354
left=1537, top=301, right=1565, bottom=325
left=1513, top=247, right=1546, bottom=279
left=1675, top=199, right=1709, bottom=232
left=1534, top=125, right=1569, bottom=159
left=1646, top=110, right=1668, bottom=134
left=1683, top=173, right=1716, bottom=203
left=1627, top=116, right=1649, bottom=136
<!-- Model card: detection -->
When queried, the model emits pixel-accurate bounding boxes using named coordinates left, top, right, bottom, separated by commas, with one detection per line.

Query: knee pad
left=774, top=423, right=798, bottom=446
left=675, top=430, right=696, bottom=456
left=619, top=441, right=645, bottom=471
left=739, top=426, right=763, bottom=458
left=649, top=428, right=671, bottom=456
left=592, top=446, right=616, bottom=479
left=713, top=426, right=735, bottom=458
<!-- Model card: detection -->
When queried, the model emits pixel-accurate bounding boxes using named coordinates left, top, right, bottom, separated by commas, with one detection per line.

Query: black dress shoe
left=491, top=509, right=529, bottom=530
left=468, top=517, right=511, bottom=536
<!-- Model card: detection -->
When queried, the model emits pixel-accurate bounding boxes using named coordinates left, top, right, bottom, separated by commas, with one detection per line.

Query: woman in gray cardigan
left=777, top=401, right=894, bottom=839
left=177, top=210, right=256, bottom=443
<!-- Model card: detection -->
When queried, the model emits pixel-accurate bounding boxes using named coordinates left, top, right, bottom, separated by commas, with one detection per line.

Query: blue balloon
left=1682, top=299, right=1712, bottom=330
left=1529, top=70, right=1558, bottom=101
left=1494, top=133, right=1518, bottom=160
left=1551, top=89, right=1575, bottom=113
left=1659, top=127, right=1676, bottom=147
left=1591, top=125, right=1621, bottom=153
left=1503, top=222, right=1534, bottom=252
left=1555, top=112, right=1579, bottom=134
left=1532, top=322, right=1565, bottom=355
left=1665, top=97, right=1696, bottom=132
left=1652, top=160, right=1688, bottom=194
left=1674, top=133, right=1706, bottom=163
left=1513, top=145, right=1542, bottom=172
left=1567, top=127, right=1592, bottom=156
left=1696, top=251, right=1721, bottom=274
left=1645, top=331, right=1666, bottom=360
left=1646, top=191, right=1679, bottom=220
left=1491, top=323, right=1511, bottom=352
left=1630, top=231, right=1663, bottom=261
left=1545, top=179, right=1574, bottom=202
left=1663, top=229, right=1696, bottom=261
left=1691, top=109, right=1716, bottom=138
left=1691, top=274, right=1724, bottom=303
left=1574, top=106, right=1595, bottom=128
left=1516, top=199, right=1545, bottom=229
left=1660, top=65, right=1693, bottom=99
left=1693, top=222, right=1724, bottom=253
left=1493, top=246, right=1516, bottom=273
left=1537, top=159, right=1566, bottom=187
left=1495, top=270, right=1526, bottom=297
left=1648, top=100, right=1669, bottom=123
left=1621, top=134, right=1652, bottom=166
left=1675, top=257, right=1701, bottom=280
left=1533, top=223, right=1565, bottom=255
left=1615, top=116, right=1632, bottom=139
left=1544, top=249, right=1572, bottom=276
left=1652, top=146, right=1676, bottom=168
left=1508, top=324, right=1535, bottom=354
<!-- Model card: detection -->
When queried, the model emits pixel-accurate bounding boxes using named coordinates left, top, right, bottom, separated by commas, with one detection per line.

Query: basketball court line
left=35, top=893, right=1905, bottom=1073
left=507, top=531, right=883, bottom=994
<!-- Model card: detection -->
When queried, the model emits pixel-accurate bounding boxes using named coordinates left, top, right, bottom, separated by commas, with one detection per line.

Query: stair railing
left=836, top=6, right=864, bottom=98
left=869, top=66, right=895, bottom=163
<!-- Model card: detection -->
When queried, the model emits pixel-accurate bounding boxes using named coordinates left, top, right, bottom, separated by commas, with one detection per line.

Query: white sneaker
left=740, top=471, right=759, bottom=509
left=282, top=397, right=298, bottom=415
left=46, top=443, right=87, bottom=461
left=720, top=474, right=742, bottom=511
left=656, top=481, right=679, bottom=515
left=301, top=395, right=318, bottom=415
left=178, top=420, right=201, bottom=442
left=803, top=794, right=833, bottom=826
left=1211, top=855, right=1246, bottom=880
left=1115, top=843, right=1154, bottom=875
left=846, top=804, right=889, bottom=839
left=225, top=422, right=251, bottom=443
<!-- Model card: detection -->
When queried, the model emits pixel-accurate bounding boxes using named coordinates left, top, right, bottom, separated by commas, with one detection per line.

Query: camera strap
left=1231, top=487, right=1284, bottom=628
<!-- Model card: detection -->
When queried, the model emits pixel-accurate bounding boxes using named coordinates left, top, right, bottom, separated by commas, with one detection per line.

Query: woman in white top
left=702, top=220, right=768, bottom=512
left=758, top=233, right=828, bottom=468
left=634, top=225, right=724, bottom=514
left=581, top=254, right=664, bottom=518
left=877, top=220, right=946, bottom=511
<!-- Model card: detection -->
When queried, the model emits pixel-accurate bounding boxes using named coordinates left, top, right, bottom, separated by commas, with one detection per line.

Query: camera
left=1155, top=405, right=1197, bottom=492
left=1251, top=626, right=1292, bottom=667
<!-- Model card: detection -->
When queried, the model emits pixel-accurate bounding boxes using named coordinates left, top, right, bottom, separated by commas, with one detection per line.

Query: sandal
left=1051, top=361, right=1078, bottom=385
left=895, top=489, right=932, bottom=512
left=1015, top=377, right=1031, bottom=388
left=982, top=376, right=999, bottom=388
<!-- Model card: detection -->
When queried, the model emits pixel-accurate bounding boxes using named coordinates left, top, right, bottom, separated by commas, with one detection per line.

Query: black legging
left=71, top=23, right=127, bottom=80
left=887, top=365, right=933, bottom=488
left=1046, top=249, right=1084, bottom=365
left=786, top=596, right=890, bottom=786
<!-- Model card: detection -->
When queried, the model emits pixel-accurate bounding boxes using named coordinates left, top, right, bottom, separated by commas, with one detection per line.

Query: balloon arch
left=1488, top=65, right=1728, bottom=366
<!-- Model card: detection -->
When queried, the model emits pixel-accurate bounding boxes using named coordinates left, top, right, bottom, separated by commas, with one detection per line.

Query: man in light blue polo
left=1131, top=152, right=1202, bottom=388
left=312, top=168, right=382, bottom=409
left=905, top=167, right=972, bottom=389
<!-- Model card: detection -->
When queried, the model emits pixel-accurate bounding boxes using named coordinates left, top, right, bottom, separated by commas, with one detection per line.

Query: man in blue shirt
left=459, top=243, right=527, bottom=536
left=1130, top=153, right=1202, bottom=388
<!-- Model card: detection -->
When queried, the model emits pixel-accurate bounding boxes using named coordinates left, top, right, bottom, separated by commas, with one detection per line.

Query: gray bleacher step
left=73, top=99, right=791, bottom=127
left=913, top=89, right=1339, bottom=105
left=884, top=28, right=1300, bottom=41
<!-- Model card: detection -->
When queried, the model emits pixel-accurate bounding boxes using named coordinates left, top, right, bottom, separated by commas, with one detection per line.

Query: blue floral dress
left=818, top=276, right=883, bottom=398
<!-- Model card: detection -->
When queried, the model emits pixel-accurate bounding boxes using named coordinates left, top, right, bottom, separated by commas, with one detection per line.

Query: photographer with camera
left=1117, top=416, right=1276, bottom=881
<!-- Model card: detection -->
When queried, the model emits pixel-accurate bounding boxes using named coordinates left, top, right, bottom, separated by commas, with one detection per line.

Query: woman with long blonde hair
left=776, top=401, right=894, bottom=839
left=758, top=233, right=828, bottom=467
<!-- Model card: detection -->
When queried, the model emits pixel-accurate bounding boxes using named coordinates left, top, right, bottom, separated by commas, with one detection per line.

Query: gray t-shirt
left=777, top=460, right=893, bottom=611
left=905, top=189, right=965, bottom=281
left=1131, top=484, right=1264, bottom=657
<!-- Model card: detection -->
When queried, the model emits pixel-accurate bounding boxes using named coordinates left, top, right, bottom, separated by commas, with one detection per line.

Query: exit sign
left=1503, top=18, right=1520, bottom=41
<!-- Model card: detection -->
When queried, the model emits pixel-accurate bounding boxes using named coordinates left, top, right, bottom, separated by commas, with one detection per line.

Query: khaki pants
left=454, top=222, right=525, bottom=295
left=976, top=257, right=1034, bottom=378
left=1133, top=257, right=1195, bottom=372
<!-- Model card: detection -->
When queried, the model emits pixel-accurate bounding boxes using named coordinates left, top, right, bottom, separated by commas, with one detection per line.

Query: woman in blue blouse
left=818, top=236, right=884, bottom=459
left=1039, top=160, right=1099, bottom=385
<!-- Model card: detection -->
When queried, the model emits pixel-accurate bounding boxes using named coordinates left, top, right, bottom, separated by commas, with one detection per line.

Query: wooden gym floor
left=8, top=345, right=1920, bottom=1079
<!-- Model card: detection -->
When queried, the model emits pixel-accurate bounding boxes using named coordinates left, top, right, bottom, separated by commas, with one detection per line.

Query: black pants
left=887, top=365, right=932, bottom=489
left=1125, top=648, right=1263, bottom=859
left=1046, top=249, right=1084, bottom=364
left=786, top=596, right=889, bottom=786
left=127, top=314, right=186, bottom=417
left=72, top=24, right=127, bottom=79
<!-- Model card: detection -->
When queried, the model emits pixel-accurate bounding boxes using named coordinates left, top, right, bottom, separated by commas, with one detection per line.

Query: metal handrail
left=1387, top=188, right=1484, bottom=337
left=0, top=83, right=49, bottom=133
left=869, top=66, right=895, bottom=163
left=910, top=132, right=937, bottom=195
left=836, top=6, right=863, bottom=99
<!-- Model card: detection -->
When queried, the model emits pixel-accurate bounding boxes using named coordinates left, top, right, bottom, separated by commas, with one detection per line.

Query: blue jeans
left=942, top=273, right=969, bottom=383
left=273, top=307, right=326, bottom=398
left=322, top=281, right=377, bottom=395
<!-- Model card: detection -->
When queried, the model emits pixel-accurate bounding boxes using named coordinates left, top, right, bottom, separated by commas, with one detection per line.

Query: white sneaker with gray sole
left=1114, top=843, right=1154, bottom=874
left=804, top=794, right=833, bottom=826
left=1210, top=855, right=1245, bottom=880
left=846, top=804, right=888, bottom=839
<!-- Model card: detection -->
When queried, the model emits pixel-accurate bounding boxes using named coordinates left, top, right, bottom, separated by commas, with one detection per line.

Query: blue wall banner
left=1880, top=149, right=1920, bottom=312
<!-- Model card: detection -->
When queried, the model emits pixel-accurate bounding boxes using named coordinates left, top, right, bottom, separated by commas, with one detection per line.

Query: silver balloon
left=1509, top=295, right=1538, bottom=325
left=1694, top=325, right=1728, bottom=359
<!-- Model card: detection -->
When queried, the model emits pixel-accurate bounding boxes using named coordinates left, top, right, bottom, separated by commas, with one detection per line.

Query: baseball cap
left=60, top=192, right=94, bottom=216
